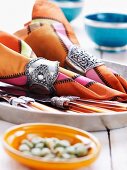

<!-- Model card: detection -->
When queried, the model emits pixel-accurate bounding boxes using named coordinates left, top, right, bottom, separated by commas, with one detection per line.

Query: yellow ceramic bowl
left=3, top=123, right=101, bottom=170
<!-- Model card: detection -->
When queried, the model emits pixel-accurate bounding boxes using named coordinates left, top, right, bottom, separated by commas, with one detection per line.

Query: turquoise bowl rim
left=84, top=13, right=127, bottom=29
left=52, top=1, right=84, bottom=8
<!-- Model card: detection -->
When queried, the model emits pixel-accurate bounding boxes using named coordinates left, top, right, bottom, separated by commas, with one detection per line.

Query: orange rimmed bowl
left=3, top=123, right=101, bottom=170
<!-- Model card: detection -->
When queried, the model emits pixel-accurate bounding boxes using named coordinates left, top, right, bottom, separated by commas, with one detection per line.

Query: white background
left=0, top=0, right=127, bottom=33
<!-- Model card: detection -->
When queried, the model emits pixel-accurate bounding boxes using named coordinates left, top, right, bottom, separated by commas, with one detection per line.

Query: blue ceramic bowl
left=84, top=13, right=127, bottom=51
left=53, top=0, right=84, bottom=22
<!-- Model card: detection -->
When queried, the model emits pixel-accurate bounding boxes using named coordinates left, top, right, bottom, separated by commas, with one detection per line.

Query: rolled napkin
left=14, top=0, right=127, bottom=94
left=0, top=32, right=127, bottom=101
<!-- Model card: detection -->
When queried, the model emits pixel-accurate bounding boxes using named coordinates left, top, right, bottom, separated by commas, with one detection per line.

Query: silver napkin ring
left=25, top=58, right=59, bottom=94
left=51, top=96, right=70, bottom=109
left=66, top=45, right=103, bottom=74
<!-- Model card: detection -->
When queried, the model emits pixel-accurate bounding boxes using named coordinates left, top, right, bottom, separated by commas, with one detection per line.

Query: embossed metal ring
left=25, top=58, right=59, bottom=94
left=51, top=96, right=70, bottom=109
left=66, top=45, right=104, bottom=74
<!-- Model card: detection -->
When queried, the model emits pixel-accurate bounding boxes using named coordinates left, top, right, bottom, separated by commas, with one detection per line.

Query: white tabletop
left=0, top=0, right=127, bottom=170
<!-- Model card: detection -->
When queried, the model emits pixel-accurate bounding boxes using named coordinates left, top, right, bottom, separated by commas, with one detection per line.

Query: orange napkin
left=0, top=31, right=127, bottom=101
left=14, top=0, right=127, bottom=94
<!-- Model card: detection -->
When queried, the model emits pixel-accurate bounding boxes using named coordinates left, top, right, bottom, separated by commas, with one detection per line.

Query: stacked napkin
left=14, top=0, right=127, bottom=94
left=0, top=31, right=126, bottom=101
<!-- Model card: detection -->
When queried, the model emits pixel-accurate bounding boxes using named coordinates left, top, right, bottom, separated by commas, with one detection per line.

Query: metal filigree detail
left=66, top=45, right=103, bottom=74
left=25, top=58, right=59, bottom=94
left=51, top=96, right=70, bottom=109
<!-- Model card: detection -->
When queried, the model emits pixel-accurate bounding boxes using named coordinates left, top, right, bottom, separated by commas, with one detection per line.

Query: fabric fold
left=0, top=43, right=28, bottom=86
left=31, top=0, right=79, bottom=45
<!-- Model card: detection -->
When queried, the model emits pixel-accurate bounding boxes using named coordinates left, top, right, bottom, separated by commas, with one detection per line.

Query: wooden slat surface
left=83, top=131, right=111, bottom=170
left=102, top=51, right=127, bottom=66
left=110, top=127, right=127, bottom=170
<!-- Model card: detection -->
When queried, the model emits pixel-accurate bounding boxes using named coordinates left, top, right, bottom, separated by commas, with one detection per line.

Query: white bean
left=31, top=148, right=42, bottom=156
left=41, top=148, right=51, bottom=156
left=75, top=144, right=88, bottom=157
left=19, top=144, right=30, bottom=151
left=22, top=139, right=34, bottom=148
left=35, top=143, right=44, bottom=149
left=66, top=146, right=76, bottom=154
left=31, top=137, right=44, bottom=144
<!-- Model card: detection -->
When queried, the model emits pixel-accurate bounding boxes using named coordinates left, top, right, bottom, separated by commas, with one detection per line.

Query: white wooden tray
left=0, top=61, right=127, bottom=132
left=0, top=102, right=127, bottom=132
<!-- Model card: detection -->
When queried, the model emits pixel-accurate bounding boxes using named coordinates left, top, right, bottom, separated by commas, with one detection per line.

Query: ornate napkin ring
left=25, top=58, right=59, bottom=94
left=66, top=45, right=103, bottom=74
left=51, top=96, right=70, bottom=109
